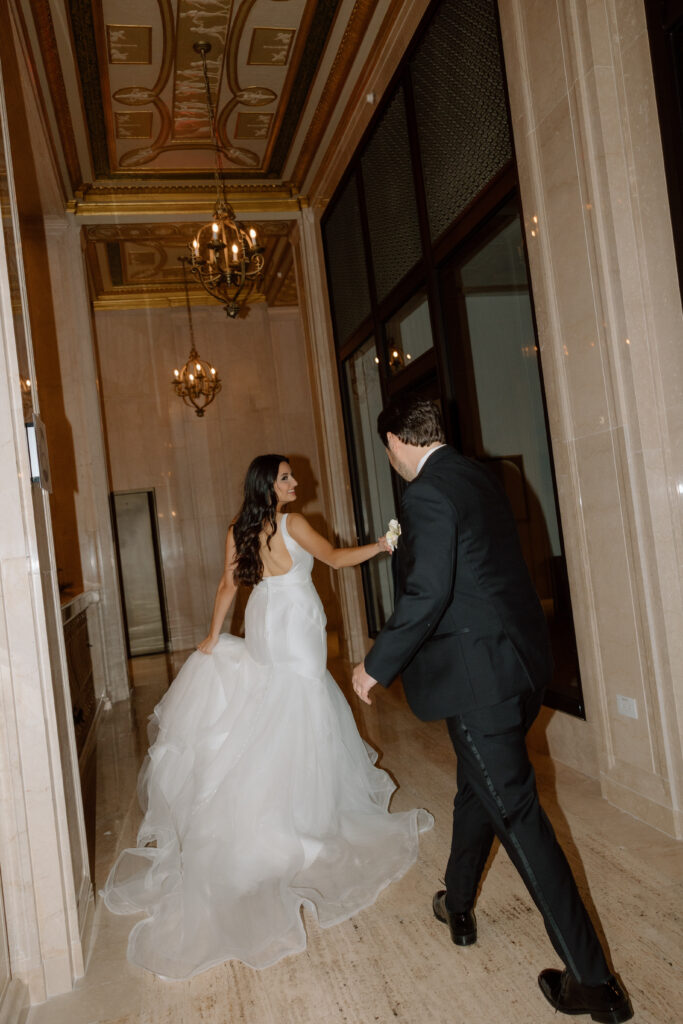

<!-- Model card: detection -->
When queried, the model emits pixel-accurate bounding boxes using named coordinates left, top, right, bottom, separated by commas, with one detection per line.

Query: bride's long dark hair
left=233, top=454, right=288, bottom=586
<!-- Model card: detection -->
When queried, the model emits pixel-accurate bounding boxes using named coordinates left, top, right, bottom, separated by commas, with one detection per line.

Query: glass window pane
left=410, top=0, right=512, bottom=240
left=343, top=339, right=396, bottom=631
left=455, top=211, right=581, bottom=711
left=460, top=217, right=560, bottom=557
left=361, top=87, right=422, bottom=301
left=384, top=289, right=433, bottom=376
left=323, top=172, right=371, bottom=345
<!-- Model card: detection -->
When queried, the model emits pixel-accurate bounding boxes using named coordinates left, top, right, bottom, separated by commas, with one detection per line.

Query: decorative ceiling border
left=290, top=0, right=379, bottom=190
left=85, top=219, right=293, bottom=240
left=267, top=0, right=339, bottom=173
left=66, top=0, right=109, bottom=176
left=68, top=180, right=304, bottom=216
left=25, top=0, right=84, bottom=190
left=306, top=0, right=426, bottom=202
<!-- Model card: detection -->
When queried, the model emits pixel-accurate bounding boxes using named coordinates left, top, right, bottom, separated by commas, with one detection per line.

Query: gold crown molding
left=259, top=0, right=320, bottom=173
left=290, top=0, right=380, bottom=191
left=84, top=220, right=294, bottom=241
left=307, top=0, right=424, bottom=203
left=93, top=289, right=266, bottom=311
left=67, top=181, right=304, bottom=217
left=24, top=0, right=83, bottom=191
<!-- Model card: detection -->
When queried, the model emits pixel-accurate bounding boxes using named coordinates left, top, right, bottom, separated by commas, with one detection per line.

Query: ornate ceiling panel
left=69, top=0, right=341, bottom=178
left=16, top=0, right=410, bottom=308
left=85, top=220, right=298, bottom=307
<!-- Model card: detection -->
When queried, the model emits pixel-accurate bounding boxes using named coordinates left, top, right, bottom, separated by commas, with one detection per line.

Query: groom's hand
left=352, top=661, right=378, bottom=705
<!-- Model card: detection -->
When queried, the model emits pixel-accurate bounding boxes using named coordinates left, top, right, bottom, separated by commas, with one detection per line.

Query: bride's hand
left=377, top=536, right=393, bottom=554
left=196, top=635, right=218, bottom=655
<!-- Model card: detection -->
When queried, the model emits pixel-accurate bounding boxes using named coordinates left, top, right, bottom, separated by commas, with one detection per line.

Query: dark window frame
left=321, top=0, right=585, bottom=716
left=645, top=0, right=683, bottom=303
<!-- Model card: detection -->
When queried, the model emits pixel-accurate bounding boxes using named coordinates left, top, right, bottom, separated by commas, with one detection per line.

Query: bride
left=103, top=454, right=433, bottom=979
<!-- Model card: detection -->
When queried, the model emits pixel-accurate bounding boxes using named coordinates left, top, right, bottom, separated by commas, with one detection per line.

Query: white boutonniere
left=385, top=518, right=401, bottom=551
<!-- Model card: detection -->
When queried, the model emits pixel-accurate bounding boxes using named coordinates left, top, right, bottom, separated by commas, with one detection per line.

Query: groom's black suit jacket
left=365, top=445, right=552, bottom=720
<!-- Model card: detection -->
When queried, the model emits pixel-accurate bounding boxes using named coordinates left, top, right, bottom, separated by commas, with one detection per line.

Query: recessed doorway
left=111, top=490, right=169, bottom=657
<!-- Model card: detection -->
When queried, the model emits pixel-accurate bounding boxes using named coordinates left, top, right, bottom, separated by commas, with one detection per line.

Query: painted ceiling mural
left=72, top=0, right=341, bottom=177
left=26, top=0, right=387, bottom=308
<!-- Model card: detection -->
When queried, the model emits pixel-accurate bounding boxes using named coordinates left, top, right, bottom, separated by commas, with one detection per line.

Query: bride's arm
left=286, top=513, right=391, bottom=569
left=197, top=526, right=238, bottom=653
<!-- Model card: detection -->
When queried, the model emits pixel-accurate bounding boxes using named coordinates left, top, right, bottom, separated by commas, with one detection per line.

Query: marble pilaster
left=290, top=209, right=369, bottom=662
left=499, top=0, right=683, bottom=836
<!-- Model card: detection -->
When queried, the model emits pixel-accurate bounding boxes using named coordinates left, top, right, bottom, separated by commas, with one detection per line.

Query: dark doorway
left=111, top=490, right=169, bottom=657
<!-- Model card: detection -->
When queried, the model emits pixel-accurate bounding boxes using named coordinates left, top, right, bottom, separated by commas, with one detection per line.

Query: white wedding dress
left=103, top=514, right=433, bottom=979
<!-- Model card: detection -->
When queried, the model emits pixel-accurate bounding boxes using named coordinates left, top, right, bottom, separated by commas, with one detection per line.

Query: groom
left=352, top=396, right=632, bottom=1022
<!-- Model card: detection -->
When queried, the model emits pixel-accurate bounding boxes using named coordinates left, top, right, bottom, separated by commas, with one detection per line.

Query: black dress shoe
left=432, top=890, right=477, bottom=946
left=538, top=968, right=633, bottom=1022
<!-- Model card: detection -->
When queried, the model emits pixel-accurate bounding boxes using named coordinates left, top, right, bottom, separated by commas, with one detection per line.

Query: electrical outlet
left=616, top=695, right=638, bottom=719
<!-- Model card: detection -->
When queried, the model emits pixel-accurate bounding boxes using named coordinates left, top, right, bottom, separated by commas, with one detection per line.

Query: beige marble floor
left=29, top=651, right=681, bottom=1024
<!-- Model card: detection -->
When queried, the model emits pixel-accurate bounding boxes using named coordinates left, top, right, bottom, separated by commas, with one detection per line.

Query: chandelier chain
left=186, top=40, right=266, bottom=319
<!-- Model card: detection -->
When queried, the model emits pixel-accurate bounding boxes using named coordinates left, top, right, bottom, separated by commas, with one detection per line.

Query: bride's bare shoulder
left=285, top=512, right=308, bottom=536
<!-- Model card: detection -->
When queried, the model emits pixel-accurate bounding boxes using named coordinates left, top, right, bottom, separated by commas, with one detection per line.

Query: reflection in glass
left=344, top=339, right=396, bottom=632
left=384, top=290, right=433, bottom=375
left=454, top=209, right=581, bottom=712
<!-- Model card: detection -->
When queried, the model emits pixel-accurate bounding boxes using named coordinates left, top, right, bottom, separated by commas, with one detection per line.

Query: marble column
left=43, top=216, right=129, bottom=703
left=291, top=208, right=369, bottom=663
left=0, top=70, right=84, bottom=1005
left=499, top=0, right=683, bottom=836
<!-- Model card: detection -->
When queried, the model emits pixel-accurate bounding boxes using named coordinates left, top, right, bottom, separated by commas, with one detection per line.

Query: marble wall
left=94, top=301, right=338, bottom=651
left=0, top=59, right=85, bottom=1010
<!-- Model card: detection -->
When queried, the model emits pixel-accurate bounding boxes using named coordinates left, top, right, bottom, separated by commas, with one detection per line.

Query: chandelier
left=187, top=41, right=265, bottom=319
left=173, top=260, right=222, bottom=417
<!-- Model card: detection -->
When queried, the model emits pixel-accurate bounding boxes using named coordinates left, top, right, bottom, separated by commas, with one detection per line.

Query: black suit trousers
left=444, top=690, right=610, bottom=986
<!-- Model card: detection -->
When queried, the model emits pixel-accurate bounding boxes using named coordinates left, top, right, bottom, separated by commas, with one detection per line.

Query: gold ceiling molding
left=92, top=287, right=267, bottom=311
left=12, top=0, right=82, bottom=192
left=67, top=180, right=303, bottom=216
left=84, top=220, right=292, bottom=241
left=307, top=0, right=426, bottom=203
left=290, top=0, right=379, bottom=191
left=259, top=0, right=319, bottom=175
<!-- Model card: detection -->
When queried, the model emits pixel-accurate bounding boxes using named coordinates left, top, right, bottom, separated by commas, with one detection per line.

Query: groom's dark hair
left=377, top=395, right=445, bottom=448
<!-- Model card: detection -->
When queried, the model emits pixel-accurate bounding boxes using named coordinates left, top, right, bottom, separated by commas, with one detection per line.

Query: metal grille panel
left=361, top=88, right=422, bottom=301
left=323, top=173, right=371, bottom=345
left=410, top=0, right=512, bottom=240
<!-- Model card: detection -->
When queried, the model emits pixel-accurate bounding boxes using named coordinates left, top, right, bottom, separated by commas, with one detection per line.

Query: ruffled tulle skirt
left=103, top=634, right=432, bottom=978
